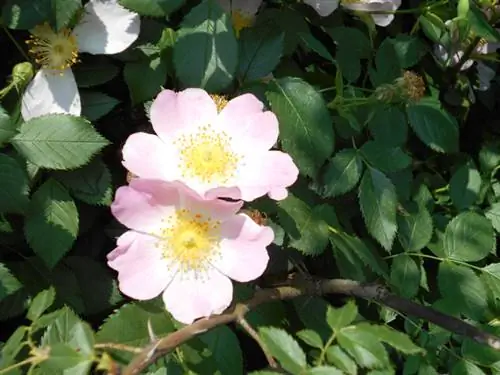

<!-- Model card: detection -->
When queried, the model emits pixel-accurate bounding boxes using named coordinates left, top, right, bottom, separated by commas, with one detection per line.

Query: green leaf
left=42, top=307, right=94, bottom=355
left=54, top=158, right=113, bottom=206
left=266, top=77, right=335, bottom=177
left=438, top=262, right=488, bottom=320
left=39, top=343, right=92, bottom=375
left=73, top=58, right=119, bottom=88
left=0, top=154, right=29, bottom=214
left=368, top=105, right=408, bottom=147
left=468, top=5, right=500, bottom=42
left=305, top=367, right=343, bottom=375
left=337, top=326, right=389, bottom=369
left=326, top=346, right=357, bottom=375
left=357, top=323, right=424, bottom=355
left=327, top=300, right=358, bottom=332
left=52, top=0, right=81, bottom=31
left=370, top=37, right=401, bottom=86
left=24, top=179, right=78, bottom=268
left=12, top=114, right=109, bottom=170
left=199, top=326, right=243, bottom=375
left=485, top=202, right=500, bottom=233
left=320, top=149, right=363, bottom=198
left=479, top=142, right=500, bottom=175
left=328, top=27, right=370, bottom=82
left=390, top=255, right=420, bottom=299
left=80, top=91, right=120, bottom=121
left=358, top=168, right=398, bottom=251
left=397, top=202, right=433, bottom=252
left=296, top=329, right=323, bottom=349
left=62, top=257, right=123, bottom=315
left=450, top=161, right=482, bottom=210
left=298, top=32, right=334, bottom=62
left=330, top=232, right=388, bottom=279
left=0, top=105, right=17, bottom=145
left=0, top=326, right=27, bottom=370
left=406, top=103, right=459, bottom=153
left=124, top=54, right=168, bottom=105
left=256, top=8, right=308, bottom=55
left=173, top=0, right=238, bottom=91
left=452, top=360, right=486, bottom=375
left=27, top=287, right=56, bottom=321
left=0, top=263, right=22, bottom=301
left=97, top=301, right=175, bottom=363
left=443, top=211, right=495, bottom=262
left=259, top=327, right=307, bottom=375
left=277, top=195, right=338, bottom=256
left=119, top=0, right=184, bottom=16
left=238, top=25, right=284, bottom=82
left=2, top=0, right=50, bottom=29
left=388, top=34, right=427, bottom=68
left=360, top=141, right=411, bottom=173
left=418, top=13, right=447, bottom=43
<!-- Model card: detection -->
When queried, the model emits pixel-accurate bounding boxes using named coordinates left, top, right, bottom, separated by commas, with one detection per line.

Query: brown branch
left=237, top=315, right=278, bottom=369
left=122, top=276, right=500, bottom=375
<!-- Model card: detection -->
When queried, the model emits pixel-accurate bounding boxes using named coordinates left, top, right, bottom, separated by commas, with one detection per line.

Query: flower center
left=158, top=209, right=221, bottom=273
left=175, top=125, right=241, bottom=185
left=26, top=23, right=79, bottom=71
left=231, top=10, right=254, bottom=37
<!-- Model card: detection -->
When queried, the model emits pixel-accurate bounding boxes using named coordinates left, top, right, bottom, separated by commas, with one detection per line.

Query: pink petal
left=206, top=151, right=299, bottom=201
left=213, top=214, right=272, bottom=282
left=150, top=89, right=217, bottom=142
left=162, top=268, right=233, bottom=324
left=122, top=132, right=180, bottom=181
left=111, top=180, right=179, bottom=233
left=108, top=231, right=175, bottom=300
left=179, top=184, right=243, bottom=221
left=217, top=95, right=279, bottom=152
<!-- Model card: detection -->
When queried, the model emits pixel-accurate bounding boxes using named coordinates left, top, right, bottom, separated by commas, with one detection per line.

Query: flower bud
left=12, top=62, right=34, bottom=87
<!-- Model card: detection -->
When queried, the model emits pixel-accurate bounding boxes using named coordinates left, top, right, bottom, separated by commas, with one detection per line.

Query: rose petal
left=179, top=185, right=243, bottom=221
left=304, top=0, right=340, bottom=16
left=73, top=0, right=140, bottom=55
left=108, top=231, right=175, bottom=300
left=122, top=132, right=180, bottom=181
left=162, top=268, right=233, bottom=324
left=21, top=68, right=81, bottom=120
left=213, top=214, right=272, bottom=282
left=150, top=89, right=218, bottom=142
left=217, top=94, right=279, bottom=152
left=206, top=151, right=299, bottom=201
left=111, top=180, right=179, bottom=233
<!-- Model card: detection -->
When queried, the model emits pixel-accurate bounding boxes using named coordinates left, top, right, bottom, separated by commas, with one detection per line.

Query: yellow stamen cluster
left=26, top=23, right=79, bottom=71
left=175, top=125, right=241, bottom=185
left=232, top=10, right=254, bottom=37
left=158, top=209, right=221, bottom=274
left=210, top=94, right=229, bottom=113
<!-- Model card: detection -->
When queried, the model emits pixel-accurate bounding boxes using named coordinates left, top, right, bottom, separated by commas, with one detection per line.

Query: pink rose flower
left=122, top=89, right=298, bottom=202
left=107, top=179, right=273, bottom=324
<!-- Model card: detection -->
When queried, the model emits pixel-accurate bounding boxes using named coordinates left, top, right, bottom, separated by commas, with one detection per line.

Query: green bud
left=12, top=62, right=34, bottom=87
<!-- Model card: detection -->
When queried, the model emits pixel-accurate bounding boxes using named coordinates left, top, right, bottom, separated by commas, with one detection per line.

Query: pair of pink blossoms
left=108, top=89, right=299, bottom=324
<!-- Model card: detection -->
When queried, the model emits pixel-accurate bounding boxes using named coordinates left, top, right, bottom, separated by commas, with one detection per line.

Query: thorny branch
left=121, top=276, right=500, bottom=375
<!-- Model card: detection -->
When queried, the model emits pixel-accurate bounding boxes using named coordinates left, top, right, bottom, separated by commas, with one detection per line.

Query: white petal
left=304, top=0, right=340, bottom=16
left=72, top=0, right=140, bottom=55
left=21, top=68, right=81, bottom=121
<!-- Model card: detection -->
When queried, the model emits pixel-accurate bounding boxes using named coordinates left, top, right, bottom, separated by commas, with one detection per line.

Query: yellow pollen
left=210, top=94, right=229, bottom=113
left=26, top=23, right=79, bottom=72
left=158, top=209, right=221, bottom=273
left=231, top=10, right=254, bottom=38
left=175, top=125, right=241, bottom=185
